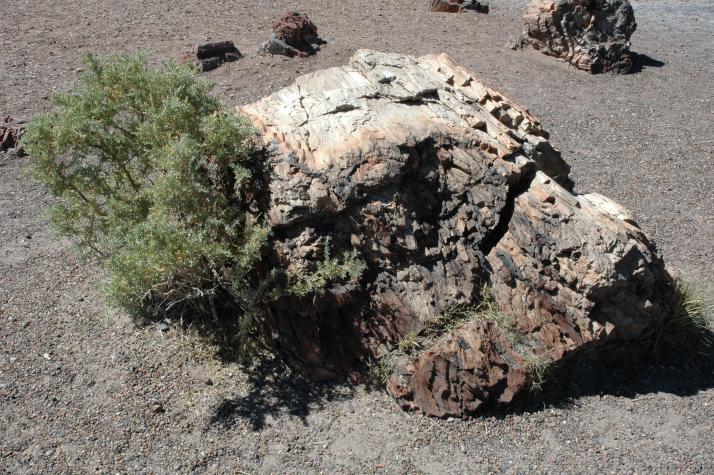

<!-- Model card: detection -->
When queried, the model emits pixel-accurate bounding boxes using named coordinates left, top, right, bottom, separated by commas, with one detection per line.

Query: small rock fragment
left=429, top=0, right=489, bottom=14
left=518, top=0, right=637, bottom=74
left=261, top=11, right=325, bottom=58
left=199, top=56, right=224, bottom=72
left=1, top=115, right=27, bottom=156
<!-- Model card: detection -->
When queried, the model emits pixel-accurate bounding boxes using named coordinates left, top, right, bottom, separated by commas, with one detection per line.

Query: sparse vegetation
left=522, top=351, right=553, bottom=392
left=23, top=51, right=270, bottom=357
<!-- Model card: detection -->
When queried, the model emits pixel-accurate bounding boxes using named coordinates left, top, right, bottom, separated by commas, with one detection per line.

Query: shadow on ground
left=630, top=52, right=666, bottom=73
left=210, top=357, right=355, bottom=431
left=513, top=337, right=714, bottom=414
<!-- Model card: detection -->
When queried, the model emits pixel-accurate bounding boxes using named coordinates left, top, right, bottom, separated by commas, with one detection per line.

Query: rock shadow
left=630, top=52, right=666, bottom=73
left=209, top=357, right=355, bottom=431
left=511, top=336, right=714, bottom=414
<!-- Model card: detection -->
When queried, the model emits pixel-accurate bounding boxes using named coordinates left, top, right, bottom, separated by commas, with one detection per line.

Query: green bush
left=24, top=52, right=269, bottom=323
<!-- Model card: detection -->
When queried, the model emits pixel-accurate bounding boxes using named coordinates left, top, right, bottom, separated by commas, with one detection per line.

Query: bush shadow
left=630, top=52, right=666, bottom=73
left=209, top=356, right=355, bottom=431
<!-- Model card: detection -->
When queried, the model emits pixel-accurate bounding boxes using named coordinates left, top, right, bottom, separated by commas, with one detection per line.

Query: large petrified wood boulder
left=239, top=50, right=676, bottom=416
left=518, top=0, right=637, bottom=74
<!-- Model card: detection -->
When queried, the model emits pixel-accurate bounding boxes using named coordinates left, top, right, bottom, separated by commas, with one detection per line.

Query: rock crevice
left=518, top=0, right=637, bottom=74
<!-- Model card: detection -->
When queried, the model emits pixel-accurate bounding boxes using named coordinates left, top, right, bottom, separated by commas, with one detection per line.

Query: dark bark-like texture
left=190, top=41, right=242, bottom=72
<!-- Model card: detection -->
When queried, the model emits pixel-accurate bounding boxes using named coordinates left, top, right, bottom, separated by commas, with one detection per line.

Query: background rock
left=519, top=0, right=637, bottom=73
left=429, top=0, right=489, bottom=14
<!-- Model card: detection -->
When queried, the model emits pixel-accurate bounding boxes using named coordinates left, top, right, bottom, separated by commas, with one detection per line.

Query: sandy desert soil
left=1, top=0, right=713, bottom=473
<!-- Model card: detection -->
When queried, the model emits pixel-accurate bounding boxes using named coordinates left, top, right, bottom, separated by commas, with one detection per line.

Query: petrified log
left=429, top=0, right=489, bottom=14
left=518, top=0, right=637, bottom=73
left=239, top=50, right=676, bottom=416
left=261, top=11, right=324, bottom=58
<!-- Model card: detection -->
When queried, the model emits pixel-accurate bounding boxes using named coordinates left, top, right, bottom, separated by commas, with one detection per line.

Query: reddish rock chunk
left=388, top=321, right=527, bottom=417
left=1, top=115, right=26, bottom=156
left=239, top=50, right=677, bottom=417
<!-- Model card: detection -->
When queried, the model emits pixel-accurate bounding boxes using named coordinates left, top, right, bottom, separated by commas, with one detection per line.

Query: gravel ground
left=1, top=0, right=713, bottom=473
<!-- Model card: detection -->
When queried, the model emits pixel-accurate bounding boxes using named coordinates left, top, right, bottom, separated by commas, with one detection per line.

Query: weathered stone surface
left=388, top=321, right=527, bottom=417
left=487, top=172, right=673, bottom=357
left=1, top=115, right=26, bottom=156
left=239, top=50, right=676, bottom=416
left=261, top=11, right=324, bottom=58
left=519, top=0, right=637, bottom=74
left=429, top=0, right=489, bottom=14
left=195, top=41, right=242, bottom=61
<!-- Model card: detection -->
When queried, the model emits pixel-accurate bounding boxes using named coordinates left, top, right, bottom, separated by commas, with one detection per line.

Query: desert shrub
left=24, top=52, right=269, bottom=329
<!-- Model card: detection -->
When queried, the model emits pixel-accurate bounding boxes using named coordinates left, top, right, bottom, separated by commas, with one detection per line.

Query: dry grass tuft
left=654, top=277, right=714, bottom=356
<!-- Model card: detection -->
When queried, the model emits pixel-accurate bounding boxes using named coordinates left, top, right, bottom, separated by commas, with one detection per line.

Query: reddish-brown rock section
left=239, top=50, right=676, bottom=417
left=519, top=0, right=637, bottom=74
left=389, top=321, right=528, bottom=417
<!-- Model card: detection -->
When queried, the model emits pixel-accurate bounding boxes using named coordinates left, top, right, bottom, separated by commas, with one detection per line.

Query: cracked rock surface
left=240, top=50, right=676, bottom=416
left=519, top=0, right=637, bottom=74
